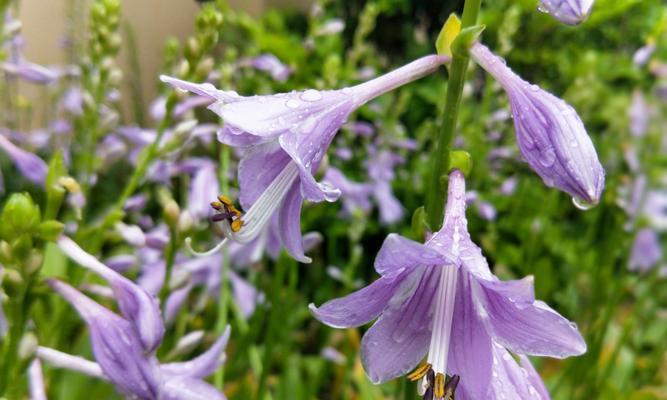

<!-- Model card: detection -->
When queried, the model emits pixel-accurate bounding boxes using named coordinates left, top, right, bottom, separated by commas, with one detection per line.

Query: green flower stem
left=214, top=144, right=231, bottom=389
left=425, top=0, right=482, bottom=230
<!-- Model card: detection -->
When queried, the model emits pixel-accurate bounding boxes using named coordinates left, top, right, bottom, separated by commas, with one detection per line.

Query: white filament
left=426, top=264, right=458, bottom=376
left=185, top=162, right=299, bottom=257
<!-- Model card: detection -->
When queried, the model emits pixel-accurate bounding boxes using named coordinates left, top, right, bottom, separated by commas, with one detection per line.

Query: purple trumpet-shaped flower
left=162, top=54, right=448, bottom=261
left=628, top=228, right=662, bottom=273
left=323, top=167, right=373, bottom=217
left=0, top=134, right=47, bottom=185
left=537, top=0, right=594, bottom=25
left=310, top=170, right=585, bottom=398
left=57, top=236, right=165, bottom=352
left=490, top=343, right=551, bottom=399
left=1, top=60, right=60, bottom=84
left=42, top=279, right=230, bottom=399
left=47, top=279, right=163, bottom=398
left=470, top=43, right=604, bottom=208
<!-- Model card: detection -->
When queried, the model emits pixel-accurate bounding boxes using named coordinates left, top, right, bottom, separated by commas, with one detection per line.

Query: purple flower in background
left=629, top=90, right=650, bottom=137
left=310, top=170, right=585, bottom=398
left=0, top=134, right=47, bottom=185
left=628, top=228, right=662, bottom=273
left=323, top=167, right=373, bottom=217
left=179, top=158, right=221, bottom=220
left=1, top=60, right=60, bottom=84
left=366, top=148, right=405, bottom=225
left=537, top=0, right=594, bottom=25
left=470, top=43, right=604, bottom=209
left=28, top=359, right=47, bottom=400
left=247, top=54, right=292, bottom=82
left=162, top=54, right=448, bottom=261
left=633, top=43, right=656, bottom=67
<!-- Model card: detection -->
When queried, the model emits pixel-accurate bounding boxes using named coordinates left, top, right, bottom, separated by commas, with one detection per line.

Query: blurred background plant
left=0, top=0, right=666, bottom=399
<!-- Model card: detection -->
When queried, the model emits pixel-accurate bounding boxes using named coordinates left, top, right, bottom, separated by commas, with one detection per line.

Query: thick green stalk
left=424, top=0, right=482, bottom=230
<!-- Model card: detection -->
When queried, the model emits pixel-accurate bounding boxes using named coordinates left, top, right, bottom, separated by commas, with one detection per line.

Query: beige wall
left=16, top=0, right=307, bottom=123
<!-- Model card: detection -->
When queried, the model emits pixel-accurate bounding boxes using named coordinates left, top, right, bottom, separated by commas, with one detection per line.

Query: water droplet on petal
left=539, top=148, right=556, bottom=167
left=285, top=99, right=300, bottom=109
left=300, top=89, right=323, bottom=102
left=572, top=196, right=596, bottom=211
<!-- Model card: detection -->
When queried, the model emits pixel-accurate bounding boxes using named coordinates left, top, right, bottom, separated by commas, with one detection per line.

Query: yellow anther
left=407, top=363, right=432, bottom=381
left=210, top=201, right=223, bottom=210
left=434, top=373, right=445, bottom=398
left=231, top=218, right=245, bottom=232
left=217, top=195, right=234, bottom=207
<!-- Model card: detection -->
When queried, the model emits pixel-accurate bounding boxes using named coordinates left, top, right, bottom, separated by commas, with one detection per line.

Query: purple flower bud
left=28, top=359, right=47, bottom=400
left=633, top=44, right=656, bottom=67
left=0, top=134, right=47, bottom=185
left=1, top=61, right=60, bottom=84
left=538, top=0, right=594, bottom=25
left=470, top=43, right=604, bottom=208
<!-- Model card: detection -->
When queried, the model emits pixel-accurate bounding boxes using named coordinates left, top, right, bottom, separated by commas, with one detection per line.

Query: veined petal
left=160, top=75, right=241, bottom=103
left=57, top=236, right=165, bottom=352
left=238, top=141, right=291, bottom=210
left=278, top=180, right=311, bottom=263
left=361, top=267, right=439, bottom=383
left=36, top=346, right=106, bottom=379
left=489, top=343, right=550, bottom=400
left=309, top=273, right=405, bottom=329
left=447, top=270, right=493, bottom=400
left=374, top=233, right=455, bottom=277
left=470, top=43, right=604, bottom=206
left=162, top=326, right=230, bottom=379
left=473, top=276, right=587, bottom=358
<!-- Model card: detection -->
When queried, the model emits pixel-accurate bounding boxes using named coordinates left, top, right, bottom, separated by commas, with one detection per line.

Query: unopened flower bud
left=19, top=332, right=39, bottom=360
left=538, top=0, right=594, bottom=25
left=164, top=200, right=180, bottom=227
left=1, top=193, right=41, bottom=238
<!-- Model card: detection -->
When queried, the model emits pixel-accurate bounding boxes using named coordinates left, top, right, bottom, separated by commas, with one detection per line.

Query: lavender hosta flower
left=537, top=0, right=594, bottom=25
left=645, top=190, right=667, bottom=231
left=470, top=43, right=604, bottom=208
left=162, top=54, right=448, bottom=260
left=629, top=90, right=650, bottom=137
left=48, top=279, right=163, bottom=398
left=44, top=279, right=230, bottom=400
left=57, top=236, right=165, bottom=352
left=247, top=54, right=292, bottom=82
left=0, top=134, right=47, bottom=185
left=629, top=228, right=663, bottom=272
left=310, top=170, right=585, bottom=398
left=490, top=344, right=550, bottom=399
left=179, top=158, right=221, bottom=220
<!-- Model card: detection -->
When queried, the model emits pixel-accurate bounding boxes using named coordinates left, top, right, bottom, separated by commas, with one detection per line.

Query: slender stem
left=424, top=0, right=482, bottom=230
left=214, top=144, right=230, bottom=389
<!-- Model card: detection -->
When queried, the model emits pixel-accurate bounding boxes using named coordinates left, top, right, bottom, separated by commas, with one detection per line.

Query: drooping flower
left=310, top=170, right=585, bottom=398
left=0, top=134, right=47, bottom=185
left=162, top=54, right=448, bottom=260
left=470, top=43, right=604, bottom=208
left=628, top=228, right=663, bottom=273
left=537, top=0, right=594, bottom=25
left=43, top=275, right=230, bottom=399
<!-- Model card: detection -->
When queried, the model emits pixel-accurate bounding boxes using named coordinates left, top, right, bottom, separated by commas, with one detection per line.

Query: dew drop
left=285, top=99, right=300, bottom=109
left=572, top=196, right=596, bottom=211
left=300, top=89, right=323, bottom=102
left=538, top=148, right=556, bottom=167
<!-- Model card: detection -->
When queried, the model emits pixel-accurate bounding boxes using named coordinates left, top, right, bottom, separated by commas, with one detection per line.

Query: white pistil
left=186, top=162, right=299, bottom=257
left=426, top=264, right=458, bottom=380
